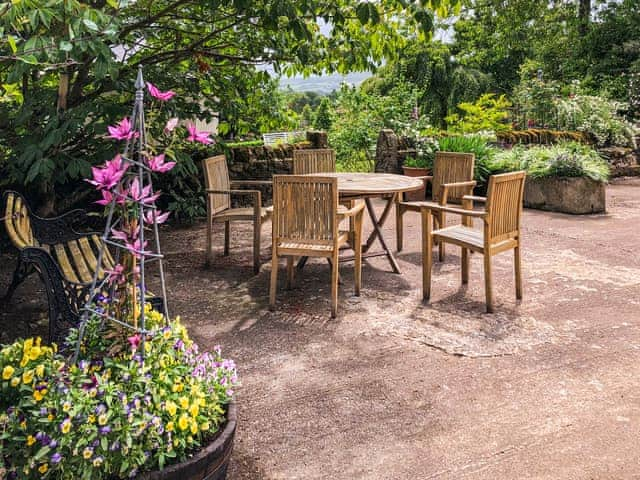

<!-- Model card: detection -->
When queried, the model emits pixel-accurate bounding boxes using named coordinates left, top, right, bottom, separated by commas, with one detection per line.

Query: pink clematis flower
left=146, top=154, right=176, bottom=173
left=128, top=334, right=141, bottom=351
left=111, top=227, right=134, bottom=243
left=128, top=177, right=160, bottom=205
left=87, top=155, right=129, bottom=190
left=126, top=238, right=149, bottom=259
left=106, top=263, right=126, bottom=284
left=164, top=117, right=179, bottom=133
left=146, top=82, right=176, bottom=101
left=186, top=123, right=213, bottom=144
left=143, top=209, right=170, bottom=225
left=107, top=118, right=138, bottom=141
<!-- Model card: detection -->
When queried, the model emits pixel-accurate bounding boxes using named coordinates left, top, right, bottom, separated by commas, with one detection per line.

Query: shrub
left=445, top=94, right=512, bottom=134
left=436, top=135, right=497, bottom=185
left=488, top=143, right=610, bottom=182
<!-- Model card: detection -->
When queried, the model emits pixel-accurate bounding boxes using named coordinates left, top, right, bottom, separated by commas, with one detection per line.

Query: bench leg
left=2, top=259, right=33, bottom=303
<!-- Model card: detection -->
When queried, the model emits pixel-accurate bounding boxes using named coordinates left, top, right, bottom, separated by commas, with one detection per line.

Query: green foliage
left=437, top=135, right=496, bottom=185
left=445, top=94, right=511, bottom=134
left=313, top=98, right=333, bottom=131
left=403, top=156, right=431, bottom=169
left=489, top=143, right=610, bottom=182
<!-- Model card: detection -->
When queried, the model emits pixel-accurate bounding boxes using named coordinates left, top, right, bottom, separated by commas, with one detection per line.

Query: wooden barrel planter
left=138, top=400, right=237, bottom=480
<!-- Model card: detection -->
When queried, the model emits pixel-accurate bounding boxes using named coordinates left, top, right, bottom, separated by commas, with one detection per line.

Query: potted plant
left=0, top=70, right=237, bottom=479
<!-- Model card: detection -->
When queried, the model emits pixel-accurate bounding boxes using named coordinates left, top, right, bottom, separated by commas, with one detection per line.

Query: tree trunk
left=578, top=0, right=591, bottom=35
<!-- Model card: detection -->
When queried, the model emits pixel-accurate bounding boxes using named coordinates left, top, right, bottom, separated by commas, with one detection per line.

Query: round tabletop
left=306, top=172, right=423, bottom=196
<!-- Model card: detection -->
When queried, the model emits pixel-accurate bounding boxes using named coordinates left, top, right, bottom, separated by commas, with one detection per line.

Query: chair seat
left=433, top=225, right=484, bottom=251
left=276, top=232, right=350, bottom=256
left=212, top=206, right=272, bottom=221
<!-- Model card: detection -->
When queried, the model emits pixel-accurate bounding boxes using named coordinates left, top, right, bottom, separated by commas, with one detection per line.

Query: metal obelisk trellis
left=74, top=66, right=169, bottom=362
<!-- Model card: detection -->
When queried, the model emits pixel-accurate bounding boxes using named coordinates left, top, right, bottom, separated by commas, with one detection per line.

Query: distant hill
left=279, top=72, right=372, bottom=94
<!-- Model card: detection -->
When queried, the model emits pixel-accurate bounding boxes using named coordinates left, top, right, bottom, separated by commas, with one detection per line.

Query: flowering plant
left=0, top=313, right=238, bottom=479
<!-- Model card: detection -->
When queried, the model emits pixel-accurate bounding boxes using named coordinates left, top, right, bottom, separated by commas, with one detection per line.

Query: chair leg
left=438, top=212, right=446, bottom=262
left=269, top=253, right=278, bottom=310
left=421, top=209, right=432, bottom=302
left=461, top=248, right=469, bottom=285
left=223, top=221, right=230, bottom=256
left=253, top=219, right=261, bottom=275
left=396, top=201, right=404, bottom=252
left=514, top=245, right=523, bottom=300
left=205, top=217, right=213, bottom=266
left=286, top=257, right=294, bottom=289
left=354, top=212, right=363, bottom=296
left=330, top=252, right=339, bottom=318
left=483, top=253, right=494, bottom=313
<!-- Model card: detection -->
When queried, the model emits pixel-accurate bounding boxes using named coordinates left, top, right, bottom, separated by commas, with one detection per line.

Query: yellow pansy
left=22, top=369, right=34, bottom=385
left=173, top=438, right=179, bottom=447
left=26, top=435, right=36, bottom=446
left=200, top=421, right=210, bottom=431
left=11, top=377, right=20, bottom=387
left=38, top=463, right=48, bottom=474
left=61, top=420, right=71, bottom=434
left=35, top=364, right=45, bottom=377
left=199, top=398, right=206, bottom=407
left=165, top=401, right=177, bottom=417
left=190, top=421, right=198, bottom=435
left=166, top=421, right=174, bottom=432
left=189, top=404, right=199, bottom=418
left=179, top=397, right=189, bottom=409
left=62, top=402, right=71, bottom=412
left=28, top=346, right=41, bottom=361
left=178, top=415, right=189, bottom=431
left=82, top=448, right=93, bottom=459
left=2, top=365, right=15, bottom=380
left=19, top=356, right=28, bottom=368
left=98, top=414, right=108, bottom=426
left=33, top=389, right=47, bottom=402
left=88, top=415, right=96, bottom=424
left=47, top=413, right=54, bottom=421
left=19, top=420, right=27, bottom=429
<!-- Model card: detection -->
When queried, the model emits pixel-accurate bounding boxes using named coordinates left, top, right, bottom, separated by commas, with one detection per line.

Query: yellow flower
left=179, top=397, right=189, bottom=409
left=22, top=369, right=34, bottom=385
left=190, top=421, right=198, bottom=435
left=165, top=401, right=177, bottom=417
left=163, top=329, right=171, bottom=340
left=26, top=435, right=36, bottom=446
left=35, top=364, right=45, bottom=377
left=82, top=447, right=93, bottom=459
left=28, top=346, right=41, bottom=361
left=38, top=463, right=48, bottom=474
left=88, top=415, right=96, bottom=424
left=2, top=365, right=15, bottom=380
left=98, top=414, right=108, bottom=426
left=33, top=389, right=47, bottom=402
left=48, top=413, right=54, bottom=421
left=200, top=421, right=210, bottom=431
left=173, top=438, right=179, bottom=447
left=62, top=401, right=71, bottom=412
left=178, top=415, right=189, bottom=431
left=10, top=377, right=20, bottom=387
left=189, top=403, right=199, bottom=418
left=166, top=421, right=175, bottom=432
left=61, top=420, right=71, bottom=434
left=199, top=398, right=206, bottom=407
left=23, top=338, right=33, bottom=352
left=19, top=420, right=26, bottom=429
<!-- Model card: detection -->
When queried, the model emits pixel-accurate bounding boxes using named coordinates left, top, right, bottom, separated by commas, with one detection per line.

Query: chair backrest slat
left=202, top=155, right=231, bottom=215
left=272, top=175, right=337, bottom=245
left=431, top=152, right=475, bottom=203
left=292, top=149, right=336, bottom=175
left=485, top=171, right=526, bottom=243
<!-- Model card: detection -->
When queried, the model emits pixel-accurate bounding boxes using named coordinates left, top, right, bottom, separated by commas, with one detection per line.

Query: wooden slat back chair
left=203, top=155, right=272, bottom=274
left=421, top=171, right=526, bottom=313
left=269, top=175, right=364, bottom=318
left=292, top=149, right=336, bottom=175
left=2, top=191, right=116, bottom=342
left=397, top=152, right=476, bottom=260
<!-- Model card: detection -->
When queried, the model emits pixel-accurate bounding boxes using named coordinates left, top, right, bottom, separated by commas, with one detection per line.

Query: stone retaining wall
left=524, top=177, right=606, bottom=214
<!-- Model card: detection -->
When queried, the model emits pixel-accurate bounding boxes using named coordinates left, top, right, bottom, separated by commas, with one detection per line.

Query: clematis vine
left=146, top=82, right=176, bottom=101
left=143, top=209, right=170, bottom=225
left=164, top=118, right=179, bottom=133
left=128, top=177, right=160, bottom=205
left=87, top=155, right=129, bottom=190
left=107, top=118, right=138, bottom=141
left=146, top=154, right=175, bottom=173
left=186, top=123, right=213, bottom=144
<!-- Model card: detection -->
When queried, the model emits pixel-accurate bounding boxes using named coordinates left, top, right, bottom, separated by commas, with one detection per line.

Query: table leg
left=363, top=196, right=401, bottom=274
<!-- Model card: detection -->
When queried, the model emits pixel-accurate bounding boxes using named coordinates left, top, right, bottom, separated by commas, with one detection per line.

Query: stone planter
left=523, top=177, right=606, bottom=214
left=402, top=166, right=430, bottom=201
left=139, top=400, right=237, bottom=480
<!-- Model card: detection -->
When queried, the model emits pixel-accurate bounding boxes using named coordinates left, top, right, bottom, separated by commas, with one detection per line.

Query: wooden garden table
left=301, top=172, right=423, bottom=274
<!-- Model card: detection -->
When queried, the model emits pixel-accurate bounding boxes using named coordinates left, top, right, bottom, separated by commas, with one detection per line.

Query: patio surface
left=2, top=178, right=640, bottom=479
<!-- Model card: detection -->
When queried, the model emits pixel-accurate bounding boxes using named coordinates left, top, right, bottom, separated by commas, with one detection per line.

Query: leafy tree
left=0, top=0, right=459, bottom=213
left=313, top=97, right=333, bottom=131
left=445, top=94, right=512, bottom=134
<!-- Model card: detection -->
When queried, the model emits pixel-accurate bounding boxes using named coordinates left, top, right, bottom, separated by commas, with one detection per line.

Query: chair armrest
left=230, top=180, right=272, bottom=186
left=463, top=195, right=487, bottom=203
left=206, top=189, right=262, bottom=209
left=439, top=181, right=477, bottom=205
left=422, top=204, right=487, bottom=218
left=337, top=201, right=365, bottom=219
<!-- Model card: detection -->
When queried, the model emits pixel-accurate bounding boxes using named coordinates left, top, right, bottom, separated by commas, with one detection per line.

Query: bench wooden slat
left=53, top=244, right=80, bottom=283
left=67, top=240, right=93, bottom=283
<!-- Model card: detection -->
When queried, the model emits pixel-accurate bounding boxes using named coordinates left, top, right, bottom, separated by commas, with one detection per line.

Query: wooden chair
left=396, top=152, right=476, bottom=261
left=269, top=175, right=364, bottom=318
left=203, top=155, right=272, bottom=274
left=292, top=148, right=336, bottom=175
left=421, top=171, right=526, bottom=313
